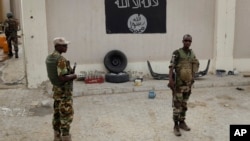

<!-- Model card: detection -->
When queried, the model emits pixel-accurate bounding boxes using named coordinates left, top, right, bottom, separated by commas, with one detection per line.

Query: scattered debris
left=147, top=59, right=210, bottom=80
left=30, top=101, right=40, bottom=107
left=216, top=69, right=226, bottom=77
left=236, top=87, right=244, bottom=91
left=41, top=100, right=52, bottom=108
left=228, top=68, right=239, bottom=75
left=227, top=71, right=234, bottom=75
left=242, top=73, right=250, bottom=77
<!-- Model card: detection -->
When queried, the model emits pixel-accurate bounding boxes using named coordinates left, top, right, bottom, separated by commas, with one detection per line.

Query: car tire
left=105, top=72, right=129, bottom=83
left=104, top=50, right=127, bottom=73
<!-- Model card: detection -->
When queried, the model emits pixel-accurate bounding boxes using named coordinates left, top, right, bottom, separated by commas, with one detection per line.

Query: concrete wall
left=234, top=0, right=250, bottom=59
left=21, top=0, right=48, bottom=88
left=0, top=0, right=4, bottom=22
left=10, top=0, right=22, bottom=27
left=0, top=0, right=10, bottom=22
left=47, top=0, right=215, bottom=61
left=45, top=0, right=215, bottom=69
left=213, top=0, right=235, bottom=72
left=14, top=0, right=249, bottom=88
left=0, top=0, right=20, bottom=30
left=232, top=0, right=250, bottom=72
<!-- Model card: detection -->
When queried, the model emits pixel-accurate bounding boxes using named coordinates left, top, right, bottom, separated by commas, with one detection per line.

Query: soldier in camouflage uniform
left=168, top=34, right=199, bottom=136
left=46, top=37, right=77, bottom=141
left=3, top=13, right=19, bottom=58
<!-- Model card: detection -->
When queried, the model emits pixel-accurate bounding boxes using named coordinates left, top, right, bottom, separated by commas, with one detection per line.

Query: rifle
left=168, top=54, right=177, bottom=107
left=168, top=72, right=176, bottom=107
left=191, top=59, right=199, bottom=86
left=63, top=61, right=77, bottom=91
left=66, top=61, right=77, bottom=74
left=72, top=62, right=77, bottom=74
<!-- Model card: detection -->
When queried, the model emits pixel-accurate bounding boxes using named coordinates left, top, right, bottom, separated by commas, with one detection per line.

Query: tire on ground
left=104, top=50, right=127, bottom=73
left=105, top=72, right=129, bottom=83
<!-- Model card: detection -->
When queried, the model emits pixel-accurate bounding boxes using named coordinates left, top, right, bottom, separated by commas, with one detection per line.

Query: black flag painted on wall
left=105, top=0, right=167, bottom=34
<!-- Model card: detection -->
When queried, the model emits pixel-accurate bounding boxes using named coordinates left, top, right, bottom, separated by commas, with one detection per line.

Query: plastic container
left=148, top=90, right=156, bottom=99
left=2, top=41, right=8, bottom=53
left=0, top=35, right=6, bottom=48
left=84, top=76, right=104, bottom=84
left=134, top=79, right=142, bottom=86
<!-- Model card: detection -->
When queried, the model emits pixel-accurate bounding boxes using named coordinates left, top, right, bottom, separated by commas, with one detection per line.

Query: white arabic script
left=115, top=0, right=159, bottom=9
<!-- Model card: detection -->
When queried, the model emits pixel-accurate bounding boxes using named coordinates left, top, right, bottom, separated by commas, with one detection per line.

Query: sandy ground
left=0, top=86, right=250, bottom=141
left=1, top=37, right=250, bottom=140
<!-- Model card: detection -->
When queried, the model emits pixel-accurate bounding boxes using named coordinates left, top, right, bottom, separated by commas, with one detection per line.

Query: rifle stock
left=72, top=62, right=77, bottom=74
left=168, top=73, right=176, bottom=107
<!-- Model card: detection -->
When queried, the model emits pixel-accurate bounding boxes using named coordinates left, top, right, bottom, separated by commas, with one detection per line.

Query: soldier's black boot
left=61, top=134, right=71, bottom=141
left=15, top=50, right=18, bottom=58
left=8, top=52, right=13, bottom=57
left=179, top=120, right=191, bottom=131
left=15, top=52, right=18, bottom=58
left=54, top=130, right=62, bottom=141
left=174, top=121, right=181, bottom=136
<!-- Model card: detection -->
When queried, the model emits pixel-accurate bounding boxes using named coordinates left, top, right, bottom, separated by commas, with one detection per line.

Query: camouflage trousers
left=172, top=85, right=191, bottom=122
left=52, top=86, right=74, bottom=136
left=6, top=32, right=18, bottom=54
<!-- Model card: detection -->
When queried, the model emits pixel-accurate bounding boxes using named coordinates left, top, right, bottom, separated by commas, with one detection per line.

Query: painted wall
left=213, top=0, right=235, bottom=72
left=234, top=0, right=250, bottom=59
left=1, top=0, right=10, bottom=21
left=15, top=0, right=249, bottom=88
left=10, top=0, right=22, bottom=27
left=45, top=0, right=215, bottom=67
left=21, top=0, right=48, bottom=88
left=0, top=0, right=4, bottom=22
left=233, top=0, right=250, bottom=72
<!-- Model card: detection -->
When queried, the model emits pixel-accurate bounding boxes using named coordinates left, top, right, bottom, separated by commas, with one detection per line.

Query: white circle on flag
left=127, top=14, right=147, bottom=33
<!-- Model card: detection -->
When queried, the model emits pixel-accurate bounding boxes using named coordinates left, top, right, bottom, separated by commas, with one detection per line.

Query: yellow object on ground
left=0, top=35, right=6, bottom=48
left=134, top=79, right=142, bottom=86
left=3, top=41, right=8, bottom=53
left=0, top=35, right=8, bottom=53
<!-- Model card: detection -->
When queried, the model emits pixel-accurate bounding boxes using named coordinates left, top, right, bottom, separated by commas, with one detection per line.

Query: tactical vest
left=46, top=54, right=65, bottom=87
left=5, top=19, right=18, bottom=33
left=176, top=49, right=199, bottom=82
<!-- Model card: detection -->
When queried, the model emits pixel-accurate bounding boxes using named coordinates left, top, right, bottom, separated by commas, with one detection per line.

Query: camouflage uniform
left=169, top=48, right=199, bottom=122
left=3, top=18, right=19, bottom=57
left=48, top=50, right=74, bottom=136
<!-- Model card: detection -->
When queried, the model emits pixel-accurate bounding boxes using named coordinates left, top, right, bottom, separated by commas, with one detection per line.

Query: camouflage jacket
left=4, top=18, right=19, bottom=34
left=51, top=51, right=74, bottom=98
left=169, top=48, right=199, bottom=86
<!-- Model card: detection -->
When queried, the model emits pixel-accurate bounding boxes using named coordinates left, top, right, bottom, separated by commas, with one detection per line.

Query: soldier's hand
left=191, top=78, right=195, bottom=85
left=168, top=80, right=175, bottom=90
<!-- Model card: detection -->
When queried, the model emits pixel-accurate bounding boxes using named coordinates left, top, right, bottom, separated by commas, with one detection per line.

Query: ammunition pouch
left=175, top=48, right=200, bottom=83
left=192, top=58, right=199, bottom=73
left=176, top=60, right=193, bottom=82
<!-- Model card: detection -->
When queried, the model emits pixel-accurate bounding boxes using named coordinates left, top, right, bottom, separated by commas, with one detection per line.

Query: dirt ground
left=0, top=86, right=250, bottom=141
left=1, top=43, right=250, bottom=140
